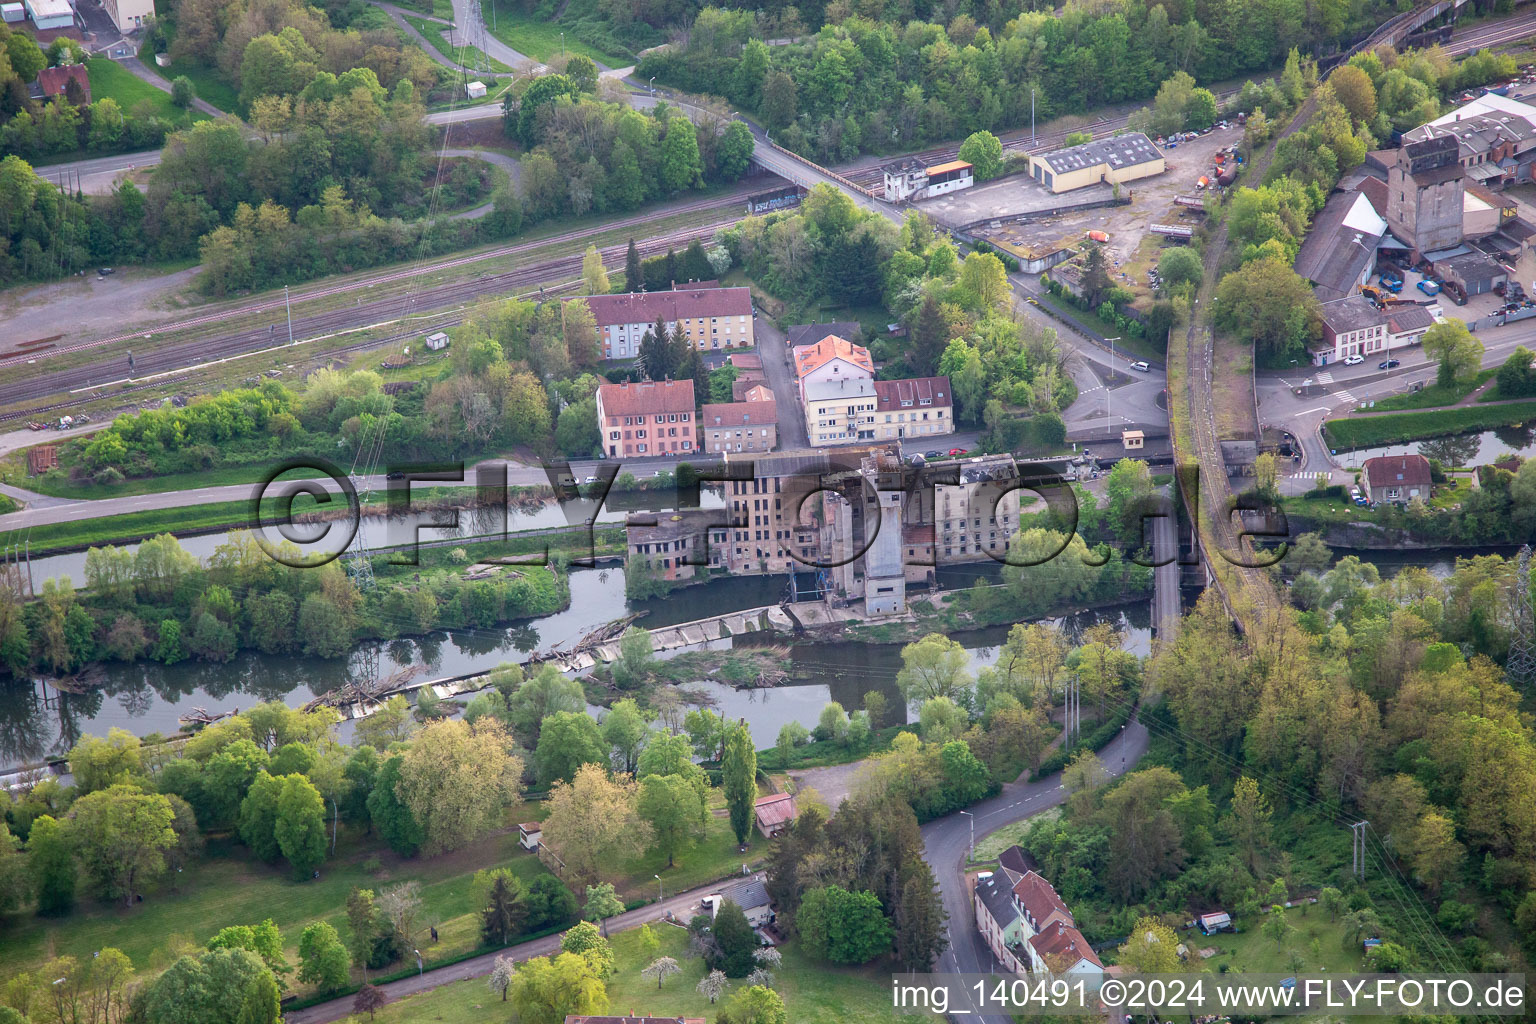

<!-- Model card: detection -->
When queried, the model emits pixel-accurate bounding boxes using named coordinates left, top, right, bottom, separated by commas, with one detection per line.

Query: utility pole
left=1351, top=821, right=1368, bottom=881
left=1506, top=544, right=1534, bottom=689
left=1031, top=89, right=1035, bottom=144
left=284, top=285, right=294, bottom=345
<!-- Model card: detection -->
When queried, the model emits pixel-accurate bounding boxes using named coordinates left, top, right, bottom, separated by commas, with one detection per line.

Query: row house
left=594, top=379, right=696, bottom=459
left=870, top=376, right=953, bottom=442
left=578, top=286, right=755, bottom=361
left=701, top=399, right=777, bottom=454
left=973, top=852, right=1104, bottom=980
left=1310, top=295, right=1438, bottom=366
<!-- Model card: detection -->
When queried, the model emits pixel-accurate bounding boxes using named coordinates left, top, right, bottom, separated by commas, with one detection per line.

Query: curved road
left=925, top=716, right=1149, bottom=1021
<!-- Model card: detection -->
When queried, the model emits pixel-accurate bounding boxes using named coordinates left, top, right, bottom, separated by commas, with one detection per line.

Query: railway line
left=0, top=215, right=741, bottom=419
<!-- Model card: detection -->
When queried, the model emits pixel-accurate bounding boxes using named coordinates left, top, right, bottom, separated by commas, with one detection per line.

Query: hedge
left=1031, top=701, right=1135, bottom=779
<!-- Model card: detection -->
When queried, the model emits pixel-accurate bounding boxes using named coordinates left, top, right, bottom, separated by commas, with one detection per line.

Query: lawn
left=610, top=790, right=766, bottom=904
left=1035, top=292, right=1166, bottom=365
left=971, top=808, right=1060, bottom=864
left=0, top=823, right=557, bottom=988
left=353, top=914, right=931, bottom=1024
left=1195, top=909, right=1366, bottom=976
left=1368, top=369, right=1493, bottom=412
left=85, top=58, right=207, bottom=125
left=1322, top=399, right=1536, bottom=449
left=481, top=0, right=631, bottom=66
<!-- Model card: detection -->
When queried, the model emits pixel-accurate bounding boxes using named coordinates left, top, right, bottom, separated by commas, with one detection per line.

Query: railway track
left=0, top=216, right=741, bottom=422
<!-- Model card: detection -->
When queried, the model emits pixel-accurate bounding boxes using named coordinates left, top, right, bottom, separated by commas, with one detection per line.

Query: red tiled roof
left=1363, top=454, right=1432, bottom=489
left=581, top=287, right=751, bottom=328
left=734, top=381, right=773, bottom=402
left=596, top=379, right=695, bottom=418
left=1028, top=921, right=1103, bottom=969
left=873, top=376, right=951, bottom=410
left=37, top=64, right=89, bottom=102
left=794, top=335, right=874, bottom=379
left=1012, top=871, right=1072, bottom=929
left=702, top=399, right=776, bottom=427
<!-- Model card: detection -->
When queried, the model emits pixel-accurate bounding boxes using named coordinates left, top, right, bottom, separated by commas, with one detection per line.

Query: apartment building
left=701, top=399, right=777, bottom=454
left=805, top=377, right=879, bottom=445
left=580, top=286, right=755, bottom=360
left=973, top=849, right=1104, bottom=980
left=793, top=334, right=874, bottom=401
left=594, top=379, right=696, bottom=459
left=870, top=377, right=953, bottom=442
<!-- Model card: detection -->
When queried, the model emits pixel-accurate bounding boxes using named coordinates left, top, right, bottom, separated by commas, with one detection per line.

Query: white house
left=465, top=81, right=487, bottom=99
left=706, top=877, right=773, bottom=929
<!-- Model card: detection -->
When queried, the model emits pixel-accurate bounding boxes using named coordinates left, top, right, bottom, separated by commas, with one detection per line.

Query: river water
left=0, top=557, right=1152, bottom=771
left=1335, top=423, right=1536, bottom=465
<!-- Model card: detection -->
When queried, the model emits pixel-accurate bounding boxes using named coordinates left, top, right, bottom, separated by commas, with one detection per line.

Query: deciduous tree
left=541, top=764, right=652, bottom=886
left=397, top=719, right=523, bottom=854
left=721, top=722, right=757, bottom=846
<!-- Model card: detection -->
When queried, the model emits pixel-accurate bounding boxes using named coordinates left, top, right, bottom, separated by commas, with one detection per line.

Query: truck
left=1417, top=279, right=1441, bottom=297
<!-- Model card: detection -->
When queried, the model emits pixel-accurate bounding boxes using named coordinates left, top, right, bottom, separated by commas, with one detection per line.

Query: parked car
left=1131, top=361, right=1151, bottom=372
left=925, top=450, right=942, bottom=459
left=98, top=267, right=114, bottom=276
left=1378, top=358, right=1401, bottom=370
left=948, top=447, right=968, bottom=457
left=1343, top=354, right=1364, bottom=365
left=1351, top=486, right=1367, bottom=506
left=385, top=471, right=406, bottom=480
left=1417, top=279, right=1441, bottom=296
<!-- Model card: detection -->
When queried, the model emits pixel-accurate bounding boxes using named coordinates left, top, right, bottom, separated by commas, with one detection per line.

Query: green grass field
left=350, top=915, right=930, bottom=1024
left=1322, top=399, right=1536, bottom=449
left=610, top=790, right=766, bottom=903
left=85, top=58, right=208, bottom=124
left=1035, top=292, right=1166, bottom=364
left=1197, top=909, right=1366, bottom=975
left=0, top=823, right=555, bottom=988
left=1367, top=370, right=1493, bottom=412
left=481, top=0, right=631, bottom=66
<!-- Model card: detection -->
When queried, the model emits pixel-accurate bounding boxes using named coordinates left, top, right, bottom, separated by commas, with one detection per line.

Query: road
left=1257, top=321, right=1536, bottom=493
left=284, top=873, right=751, bottom=1024
left=923, top=716, right=1149, bottom=1021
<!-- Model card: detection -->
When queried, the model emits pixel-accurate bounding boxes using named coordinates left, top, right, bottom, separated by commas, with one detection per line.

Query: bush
left=1033, top=702, right=1134, bottom=778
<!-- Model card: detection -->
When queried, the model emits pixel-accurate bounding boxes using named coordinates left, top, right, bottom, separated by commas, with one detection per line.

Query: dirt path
left=0, top=267, right=204, bottom=348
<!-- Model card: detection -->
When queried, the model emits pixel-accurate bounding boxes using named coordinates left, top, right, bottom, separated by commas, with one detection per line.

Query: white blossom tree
left=488, top=955, right=514, bottom=1001
left=641, top=956, right=682, bottom=989
left=697, top=969, right=728, bottom=1004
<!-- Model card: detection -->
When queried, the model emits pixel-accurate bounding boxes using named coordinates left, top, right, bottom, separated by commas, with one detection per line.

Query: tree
left=1263, top=903, right=1291, bottom=949
left=541, top=764, right=652, bottom=886
left=274, top=773, right=327, bottom=878
left=489, top=955, right=515, bottom=1000
left=957, top=251, right=1010, bottom=310
left=610, top=626, right=654, bottom=688
left=355, top=695, right=413, bottom=750
left=563, top=299, right=601, bottom=368
left=378, top=881, right=424, bottom=947
left=893, top=859, right=947, bottom=971
left=797, top=886, right=893, bottom=964
left=1117, top=917, right=1183, bottom=973
left=366, top=755, right=423, bottom=857
left=473, top=866, right=527, bottom=945
left=207, top=920, right=289, bottom=982
left=957, top=130, right=1004, bottom=179
left=1421, top=319, right=1483, bottom=386
left=565, top=54, right=599, bottom=92
left=171, top=75, right=196, bottom=110
left=639, top=771, right=707, bottom=867
left=661, top=120, right=704, bottom=192
left=297, top=922, right=350, bottom=991
left=28, top=814, right=75, bottom=915
left=1211, top=257, right=1320, bottom=365
left=5, top=33, right=45, bottom=82
left=624, top=239, right=642, bottom=292
left=601, top=699, right=649, bottom=774
left=138, top=948, right=280, bottom=1024
left=1157, top=246, right=1203, bottom=290
left=562, top=920, right=614, bottom=978
left=1223, top=776, right=1273, bottom=874
left=582, top=882, right=624, bottom=936
left=353, top=984, right=386, bottom=1021
left=1329, top=64, right=1377, bottom=122
left=760, top=71, right=797, bottom=129
left=581, top=244, right=609, bottom=296
left=641, top=956, right=682, bottom=988
left=66, top=784, right=177, bottom=905
left=711, top=900, right=758, bottom=976
left=397, top=719, right=523, bottom=854
left=718, top=120, right=754, bottom=181
left=1104, top=458, right=1156, bottom=545
left=68, top=728, right=143, bottom=793
left=507, top=952, right=607, bottom=1024
left=536, top=711, right=609, bottom=786
left=896, top=633, right=973, bottom=703
left=698, top=969, right=728, bottom=1003
left=718, top=985, right=788, bottom=1024
left=683, top=708, right=727, bottom=762
left=722, top=722, right=757, bottom=846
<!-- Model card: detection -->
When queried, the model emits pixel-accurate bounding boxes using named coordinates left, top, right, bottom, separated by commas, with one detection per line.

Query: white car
left=1343, top=354, right=1364, bottom=365
left=1130, top=361, right=1150, bottom=372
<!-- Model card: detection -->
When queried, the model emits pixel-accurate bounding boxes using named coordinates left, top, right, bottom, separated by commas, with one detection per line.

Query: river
left=1334, top=423, right=1536, bottom=465
left=0, top=559, right=1152, bottom=772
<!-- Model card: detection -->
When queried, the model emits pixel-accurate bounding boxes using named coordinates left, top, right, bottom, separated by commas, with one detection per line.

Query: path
left=447, top=0, right=540, bottom=70
left=750, top=317, right=808, bottom=449
left=440, top=147, right=521, bottom=220
left=284, top=874, right=748, bottom=1024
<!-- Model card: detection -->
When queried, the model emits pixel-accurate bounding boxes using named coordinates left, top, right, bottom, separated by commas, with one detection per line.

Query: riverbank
left=1322, top=398, right=1536, bottom=448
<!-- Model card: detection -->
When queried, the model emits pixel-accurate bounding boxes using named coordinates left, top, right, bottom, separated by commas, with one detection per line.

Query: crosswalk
left=1315, top=371, right=1357, bottom=406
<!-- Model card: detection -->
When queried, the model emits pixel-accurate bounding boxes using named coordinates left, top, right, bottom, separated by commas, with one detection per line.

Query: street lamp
left=560, top=30, right=565, bottom=57
left=1104, top=338, right=1121, bottom=432
left=959, top=810, right=974, bottom=863
left=414, top=949, right=423, bottom=977
left=649, top=76, right=656, bottom=97
left=655, top=874, right=664, bottom=902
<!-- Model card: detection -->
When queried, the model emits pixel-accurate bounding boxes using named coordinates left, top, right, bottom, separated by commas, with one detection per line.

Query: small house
left=1121, top=429, right=1145, bottom=451
left=706, top=877, right=773, bottom=929
left=424, top=331, right=450, bottom=352
left=518, top=822, right=542, bottom=851
left=753, top=793, right=797, bottom=839
left=1362, top=454, right=1432, bottom=504
left=1197, top=911, right=1232, bottom=934
left=465, top=81, right=487, bottom=99
left=2, top=3, right=25, bottom=22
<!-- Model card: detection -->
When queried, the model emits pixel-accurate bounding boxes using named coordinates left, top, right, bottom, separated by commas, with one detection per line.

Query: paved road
left=923, top=716, right=1149, bottom=1021
left=118, top=55, right=225, bottom=117
left=441, top=146, right=522, bottom=220
left=750, top=317, right=808, bottom=449
left=285, top=874, right=750, bottom=1024
left=376, top=1, right=521, bottom=77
